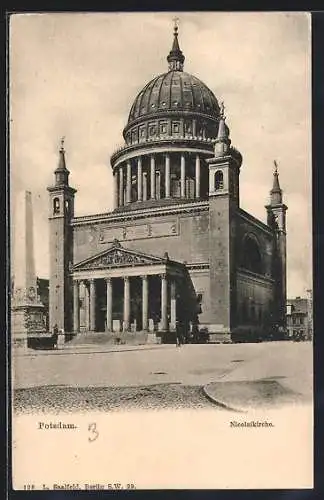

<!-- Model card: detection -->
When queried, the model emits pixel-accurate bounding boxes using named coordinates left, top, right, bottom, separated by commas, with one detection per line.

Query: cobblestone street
left=14, top=384, right=217, bottom=414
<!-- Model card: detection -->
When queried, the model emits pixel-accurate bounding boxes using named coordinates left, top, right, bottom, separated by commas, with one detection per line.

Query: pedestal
left=11, top=302, right=46, bottom=348
left=146, top=333, right=157, bottom=344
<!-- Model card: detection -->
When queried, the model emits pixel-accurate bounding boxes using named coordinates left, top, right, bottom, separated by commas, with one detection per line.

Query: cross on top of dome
left=60, top=136, right=65, bottom=152
left=173, top=17, right=179, bottom=32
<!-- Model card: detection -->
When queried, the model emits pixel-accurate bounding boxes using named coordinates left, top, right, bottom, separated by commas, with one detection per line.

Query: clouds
left=9, top=12, right=311, bottom=296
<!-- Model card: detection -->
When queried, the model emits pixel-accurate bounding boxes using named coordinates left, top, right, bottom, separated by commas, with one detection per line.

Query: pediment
left=73, top=241, right=166, bottom=271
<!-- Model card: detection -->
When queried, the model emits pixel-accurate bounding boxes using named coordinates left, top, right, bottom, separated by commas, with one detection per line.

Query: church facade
left=47, top=26, right=287, bottom=342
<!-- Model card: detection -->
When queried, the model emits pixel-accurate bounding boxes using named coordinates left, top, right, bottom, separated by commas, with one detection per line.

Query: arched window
left=214, top=171, right=224, bottom=190
left=53, top=197, right=60, bottom=215
left=242, top=235, right=263, bottom=274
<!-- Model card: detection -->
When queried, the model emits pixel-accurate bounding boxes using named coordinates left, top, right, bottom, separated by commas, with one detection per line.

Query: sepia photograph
left=10, top=11, right=313, bottom=490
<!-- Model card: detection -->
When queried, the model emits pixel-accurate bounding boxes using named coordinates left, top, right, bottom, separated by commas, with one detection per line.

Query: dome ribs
left=188, top=73, right=197, bottom=111
left=178, top=70, right=184, bottom=111
left=169, top=70, right=175, bottom=110
left=137, top=78, right=154, bottom=118
left=196, top=76, right=207, bottom=117
left=141, top=83, right=153, bottom=116
left=182, top=74, right=194, bottom=109
left=147, top=75, right=161, bottom=114
left=192, top=77, right=204, bottom=114
left=204, top=81, right=213, bottom=112
left=157, top=73, right=167, bottom=112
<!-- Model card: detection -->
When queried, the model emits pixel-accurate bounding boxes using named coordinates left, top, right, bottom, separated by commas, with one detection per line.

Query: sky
left=9, top=12, right=312, bottom=297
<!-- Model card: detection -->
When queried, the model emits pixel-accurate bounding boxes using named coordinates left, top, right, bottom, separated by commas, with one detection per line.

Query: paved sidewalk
left=203, top=341, right=313, bottom=411
left=12, top=343, right=171, bottom=357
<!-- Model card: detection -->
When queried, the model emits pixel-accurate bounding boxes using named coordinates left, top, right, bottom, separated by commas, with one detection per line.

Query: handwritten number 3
left=88, top=423, right=99, bottom=442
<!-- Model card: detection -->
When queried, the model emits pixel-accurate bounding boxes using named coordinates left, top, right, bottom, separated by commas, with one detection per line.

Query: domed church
left=47, top=25, right=287, bottom=342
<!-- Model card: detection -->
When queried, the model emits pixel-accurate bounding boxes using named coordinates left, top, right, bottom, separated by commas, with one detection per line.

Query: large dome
left=110, top=24, right=242, bottom=211
left=127, top=70, right=220, bottom=125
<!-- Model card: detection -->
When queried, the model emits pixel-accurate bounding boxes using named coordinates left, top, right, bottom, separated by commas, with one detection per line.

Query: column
left=113, top=171, right=119, bottom=208
left=195, top=154, right=201, bottom=199
left=89, top=279, right=96, bottom=331
left=73, top=280, right=80, bottom=333
left=180, top=118, right=185, bottom=138
left=123, top=276, right=130, bottom=331
left=142, top=275, right=149, bottom=331
left=106, top=277, right=113, bottom=332
left=161, top=274, right=168, bottom=331
left=84, top=281, right=90, bottom=330
left=165, top=154, right=170, bottom=198
left=150, top=155, right=156, bottom=199
left=137, top=157, right=142, bottom=201
left=180, top=153, right=186, bottom=198
left=126, top=160, right=131, bottom=203
left=143, top=172, right=148, bottom=201
left=170, top=280, right=177, bottom=330
left=119, top=166, right=124, bottom=206
left=156, top=171, right=161, bottom=200
left=192, top=119, right=197, bottom=137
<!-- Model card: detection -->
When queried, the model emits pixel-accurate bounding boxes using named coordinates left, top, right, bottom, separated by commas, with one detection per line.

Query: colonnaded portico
left=72, top=241, right=191, bottom=335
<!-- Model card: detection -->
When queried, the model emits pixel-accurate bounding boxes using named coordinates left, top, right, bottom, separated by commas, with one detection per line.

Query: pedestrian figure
left=175, top=320, right=183, bottom=347
left=52, top=324, right=58, bottom=349
left=57, top=328, right=65, bottom=349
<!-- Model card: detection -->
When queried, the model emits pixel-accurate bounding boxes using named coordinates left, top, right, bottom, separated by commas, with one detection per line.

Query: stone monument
left=11, top=190, right=46, bottom=348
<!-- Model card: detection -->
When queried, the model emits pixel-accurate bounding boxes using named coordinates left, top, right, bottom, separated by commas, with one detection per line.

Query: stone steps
left=66, top=330, right=232, bottom=346
left=67, top=331, right=160, bottom=346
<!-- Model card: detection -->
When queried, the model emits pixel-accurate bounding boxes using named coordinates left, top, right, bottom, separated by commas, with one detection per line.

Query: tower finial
left=55, top=136, right=69, bottom=186
left=214, top=101, right=231, bottom=157
left=220, top=101, right=225, bottom=119
left=173, top=16, right=179, bottom=33
left=167, top=18, right=185, bottom=71
left=60, top=136, right=65, bottom=152
left=270, top=159, right=282, bottom=205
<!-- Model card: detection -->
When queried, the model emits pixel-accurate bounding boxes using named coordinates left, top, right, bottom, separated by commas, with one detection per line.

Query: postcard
left=10, top=11, right=313, bottom=490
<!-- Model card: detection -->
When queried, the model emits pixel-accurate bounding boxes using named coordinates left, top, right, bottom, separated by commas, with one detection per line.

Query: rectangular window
left=172, top=122, right=180, bottom=133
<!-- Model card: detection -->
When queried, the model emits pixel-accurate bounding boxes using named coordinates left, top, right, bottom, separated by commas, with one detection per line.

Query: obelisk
left=11, top=190, right=45, bottom=348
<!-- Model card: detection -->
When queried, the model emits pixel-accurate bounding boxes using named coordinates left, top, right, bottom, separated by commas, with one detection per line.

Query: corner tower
left=206, top=105, right=242, bottom=336
left=265, top=161, right=288, bottom=329
left=47, top=139, right=76, bottom=331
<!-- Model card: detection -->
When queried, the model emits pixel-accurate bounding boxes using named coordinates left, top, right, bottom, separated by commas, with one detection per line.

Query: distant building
left=306, top=289, right=313, bottom=340
left=286, top=296, right=312, bottom=340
